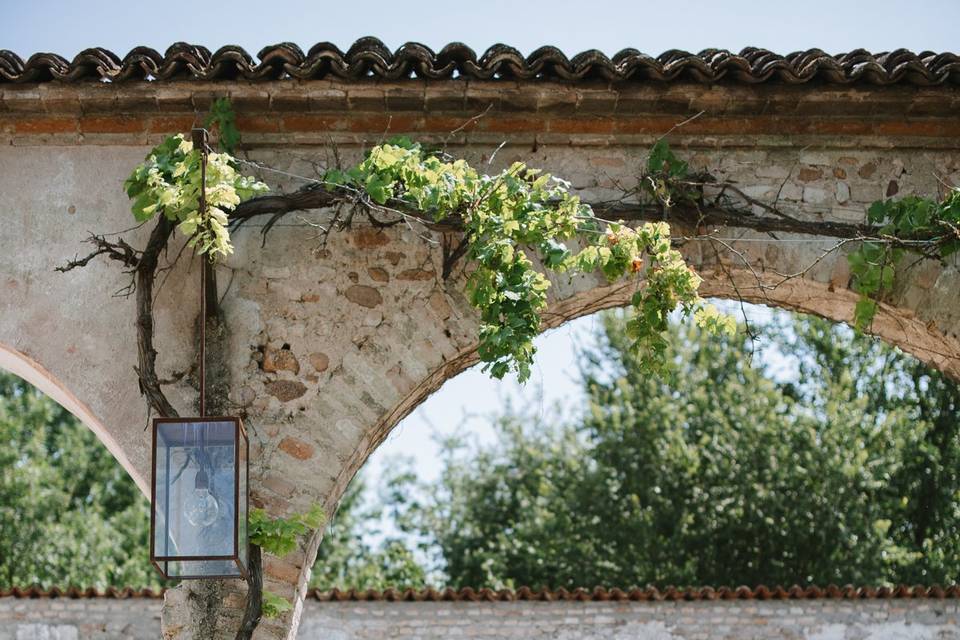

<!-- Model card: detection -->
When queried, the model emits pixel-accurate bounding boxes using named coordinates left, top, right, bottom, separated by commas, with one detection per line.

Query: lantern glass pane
left=153, top=420, right=239, bottom=576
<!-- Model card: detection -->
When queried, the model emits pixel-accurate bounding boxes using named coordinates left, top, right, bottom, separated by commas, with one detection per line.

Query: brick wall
left=2, top=597, right=957, bottom=639
left=0, top=597, right=161, bottom=639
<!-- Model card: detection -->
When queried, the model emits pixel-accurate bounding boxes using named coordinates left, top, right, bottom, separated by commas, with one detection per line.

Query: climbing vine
left=124, top=133, right=730, bottom=380
left=249, top=504, right=325, bottom=618
left=59, top=97, right=960, bottom=638
left=321, top=137, right=732, bottom=379
left=124, top=134, right=267, bottom=258
left=848, top=189, right=960, bottom=329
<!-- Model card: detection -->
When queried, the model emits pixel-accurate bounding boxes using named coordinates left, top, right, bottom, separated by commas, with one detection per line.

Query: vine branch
left=134, top=217, right=179, bottom=419
left=56, top=233, right=141, bottom=273
left=228, top=181, right=879, bottom=243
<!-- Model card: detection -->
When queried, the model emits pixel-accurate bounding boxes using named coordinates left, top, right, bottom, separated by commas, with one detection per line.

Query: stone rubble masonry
left=3, top=77, right=960, bottom=639
left=0, top=597, right=957, bottom=640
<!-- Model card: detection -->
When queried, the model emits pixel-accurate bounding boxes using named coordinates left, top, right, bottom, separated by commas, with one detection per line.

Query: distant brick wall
left=0, top=597, right=161, bottom=639
left=2, top=597, right=957, bottom=639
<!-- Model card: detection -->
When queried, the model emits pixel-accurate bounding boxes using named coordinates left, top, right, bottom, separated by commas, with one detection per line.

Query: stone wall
left=3, top=76, right=960, bottom=638
left=2, top=597, right=957, bottom=639
left=0, top=597, right=161, bottom=639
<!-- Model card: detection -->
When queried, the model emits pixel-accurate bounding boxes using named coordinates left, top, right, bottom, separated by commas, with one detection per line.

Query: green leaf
left=867, top=200, right=890, bottom=224
left=204, top=97, right=241, bottom=154
left=262, top=590, right=293, bottom=618
left=365, top=174, right=392, bottom=204
left=299, top=504, right=326, bottom=530
left=131, top=193, right=157, bottom=222
left=854, top=297, right=878, bottom=331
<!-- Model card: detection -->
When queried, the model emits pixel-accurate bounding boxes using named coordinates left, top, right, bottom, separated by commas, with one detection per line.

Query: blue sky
left=4, top=0, right=960, bottom=59
left=3, top=0, right=955, bottom=485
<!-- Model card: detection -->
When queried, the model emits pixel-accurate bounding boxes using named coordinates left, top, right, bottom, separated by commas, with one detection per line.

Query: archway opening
left=312, top=301, right=960, bottom=591
left=0, top=351, right=164, bottom=590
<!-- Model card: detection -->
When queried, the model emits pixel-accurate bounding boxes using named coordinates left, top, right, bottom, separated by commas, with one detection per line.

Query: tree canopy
left=313, top=310, right=960, bottom=589
left=0, top=372, right=160, bottom=588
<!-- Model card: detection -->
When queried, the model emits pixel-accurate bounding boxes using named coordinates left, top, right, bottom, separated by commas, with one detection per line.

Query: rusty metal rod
left=193, top=128, right=209, bottom=418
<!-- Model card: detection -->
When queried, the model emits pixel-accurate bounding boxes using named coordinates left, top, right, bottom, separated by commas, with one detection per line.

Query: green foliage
left=123, top=134, right=268, bottom=258
left=643, top=139, right=692, bottom=207
left=321, top=138, right=725, bottom=380
left=848, top=188, right=960, bottom=329
left=249, top=504, right=325, bottom=558
left=311, top=475, right=428, bottom=590
left=0, top=371, right=161, bottom=588
left=124, top=130, right=723, bottom=381
left=317, top=309, right=960, bottom=589
left=261, top=589, right=293, bottom=618
left=251, top=504, right=325, bottom=618
left=204, top=97, right=242, bottom=155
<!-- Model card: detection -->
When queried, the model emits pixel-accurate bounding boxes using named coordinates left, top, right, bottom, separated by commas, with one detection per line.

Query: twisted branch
left=134, top=217, right=179, bottom=419
left=229, top=181, right=875, bottom=241
left=56, top=234, right=140, bottom=273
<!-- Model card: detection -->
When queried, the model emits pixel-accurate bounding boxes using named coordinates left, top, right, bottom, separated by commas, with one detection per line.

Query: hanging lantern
left=150, top=417, right=249, bottom=579
left=146, top=130, right=249, bottom=580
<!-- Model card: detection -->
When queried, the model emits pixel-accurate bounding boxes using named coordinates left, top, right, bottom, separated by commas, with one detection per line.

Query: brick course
left=1, top=597, right=956, bottom=639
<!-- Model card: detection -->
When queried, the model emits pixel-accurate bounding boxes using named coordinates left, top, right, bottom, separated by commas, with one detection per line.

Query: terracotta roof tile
left=0, top=586, right=164, bottom=599
left=1, top=39, right=958, bottom=85
left=310, top=585, right=960, bottom=602
left=3, top=584, right=958, bottom=601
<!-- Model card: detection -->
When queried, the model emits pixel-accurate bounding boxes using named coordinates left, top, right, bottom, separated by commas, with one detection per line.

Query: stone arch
left=0, top=343, right=145, bottom=494
left=362, top=267, right=960, bottom=479
left=221, top=200, right=959, bottom=639
left=319, top=256, right=960, bottom=535
left=2, top=70, right=960, bottom=639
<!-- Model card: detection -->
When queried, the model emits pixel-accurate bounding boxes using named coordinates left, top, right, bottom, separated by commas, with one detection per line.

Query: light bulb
left=185, top=469, right=219, bottom=528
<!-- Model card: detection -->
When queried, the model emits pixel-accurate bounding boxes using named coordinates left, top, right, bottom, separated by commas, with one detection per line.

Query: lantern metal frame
left=149, top=415, right=249, bottom=580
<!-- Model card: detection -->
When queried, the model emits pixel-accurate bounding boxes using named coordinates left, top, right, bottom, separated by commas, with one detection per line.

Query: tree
left=319, top=309, right=959, bottom=589
left=774, top=316, right=960, bottom=584
left=311, top=472, right=426, bottom=590
left=0, top=371, right=160, bottom=588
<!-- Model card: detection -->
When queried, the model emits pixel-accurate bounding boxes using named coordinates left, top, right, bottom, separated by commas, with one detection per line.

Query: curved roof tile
left=309, top=585, right=960, bottom=602
left=1, top=584, right=958, bottom=601
left=1, top=39, right=958, bottom=85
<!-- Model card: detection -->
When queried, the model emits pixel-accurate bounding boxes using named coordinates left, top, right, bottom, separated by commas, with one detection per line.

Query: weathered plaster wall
left=1, top=80, right=959, bottom=638
left=2, top=597, right=957, bottom=640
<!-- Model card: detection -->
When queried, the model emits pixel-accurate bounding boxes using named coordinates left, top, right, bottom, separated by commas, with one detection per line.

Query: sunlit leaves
left=320, top=138, right=723, bottom=381
left=124, top=134, right=268, bottom=259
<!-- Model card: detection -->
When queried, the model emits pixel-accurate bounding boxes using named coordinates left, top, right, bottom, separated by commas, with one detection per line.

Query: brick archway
left=0, top=343, right=144, bottom=494
left=1, top=45, right=959, bottom=638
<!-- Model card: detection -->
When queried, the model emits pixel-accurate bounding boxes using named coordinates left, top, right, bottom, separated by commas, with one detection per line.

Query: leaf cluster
left=849, top=188, right=960, bottom=329
left=249, top=504, right=325, bottom=558
left=124, top=134, right=268, bottom=259
left=322, top=137, right=727, bottom=380
left=204, top=97, right=242, bottom=155
left=643, top=139, right=693, bottom=207
left=260, top=589, right=294, bottom=618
